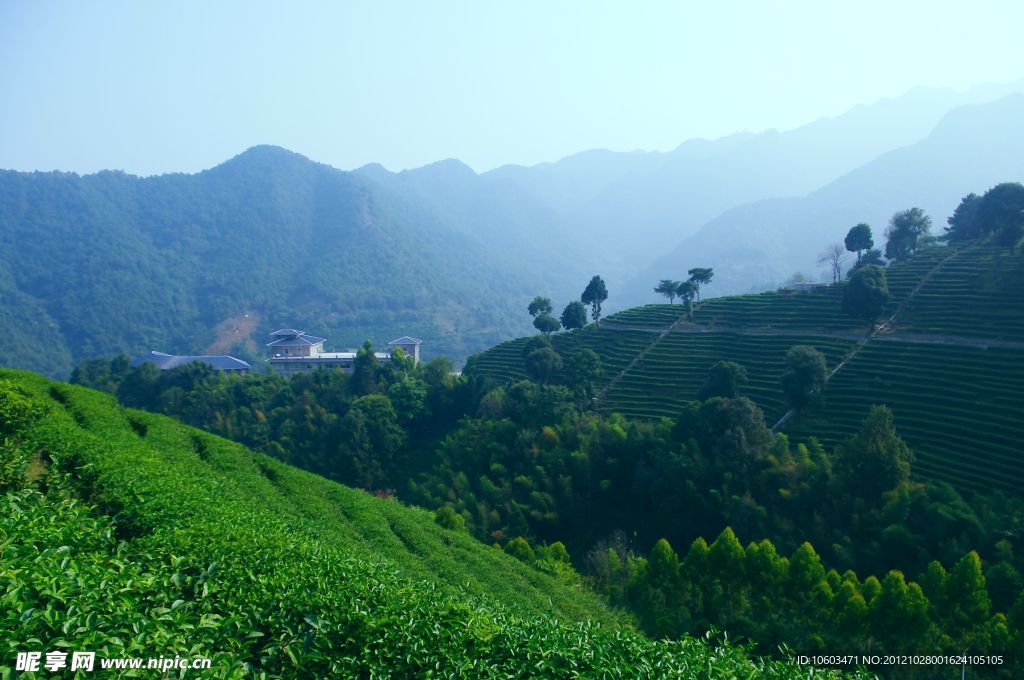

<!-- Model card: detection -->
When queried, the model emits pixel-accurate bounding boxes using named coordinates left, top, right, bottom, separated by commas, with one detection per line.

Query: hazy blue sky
left=2, top=1, right=1023, bottom=175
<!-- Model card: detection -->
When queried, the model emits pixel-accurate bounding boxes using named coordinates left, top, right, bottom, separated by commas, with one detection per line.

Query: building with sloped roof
left=131, top=351, right=251, bottom=373
left=387, top=336, right=423, bottom=363
left=266, top=329, right=420, bottom=378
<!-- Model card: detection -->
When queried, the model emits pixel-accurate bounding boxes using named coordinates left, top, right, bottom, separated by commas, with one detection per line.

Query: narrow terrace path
left=594, top=311, right=692, bottom=403
left=771, top=245, right=968, bottom=431
left=595, top=247, right=1004, bottom=425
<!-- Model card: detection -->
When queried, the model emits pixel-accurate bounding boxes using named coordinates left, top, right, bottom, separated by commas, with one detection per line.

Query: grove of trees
left=843, top=264, right=890, bottom=322
left=884, top=207, right=933, bottom=261
left=72, top=335, right=1024, bottom=674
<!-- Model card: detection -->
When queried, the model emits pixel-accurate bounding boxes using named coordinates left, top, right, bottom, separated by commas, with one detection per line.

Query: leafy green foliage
left=843, top=264, right=890, bottom=322
left=406, top=387, right=1024, bottom=674
left=525, top=347, right=563, bottom=384
left=559, top=301, right=588, bottom=332
left=696, top=360, right=748, bottom=400
left=844, top=223, right=874, bottom=264
left=884, top=207, right=932, bottom=261
left=527, top=296, right=553, bottom=317
left=532, top=312, right=561, bottom=337
left=614, top=528, right=1017, bottom=674
left=1, top=370, right=842, bottom=678
left=581, top=275, right=608, bottom=324
left=564, top=348, right=602, bottom=401
left=835, top=405, right=912, bottom=496
left=780, top=345, right=827, bottom=411
left=979, top=182, right=1024, bottom=249
left=943, top=193, right=982, bottom=243
left=654, top=280, right=681, bottom=304
left=687, top=268, right=714, bottom=301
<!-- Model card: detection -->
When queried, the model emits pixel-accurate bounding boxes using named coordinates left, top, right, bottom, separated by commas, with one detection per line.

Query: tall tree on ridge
left=560, top=301, right=588, bottom=332
left=884, top=208, right=932, bottom=261
left=581, top=275, right=608, bottom=325
left=527, top=296, right=553, bottom=318
left=654, top=279, right=680, bottom=304
left=978, top=182, right=1024, bottom=252
left=844, top=223, right=874, bottom=265
left=942, top=193, right=982, bottom=243
left=687, top=268, right=713, bottom=301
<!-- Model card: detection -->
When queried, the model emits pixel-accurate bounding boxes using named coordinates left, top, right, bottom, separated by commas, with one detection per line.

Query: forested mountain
left=3, top=84, right=1022, bottom=380
left=0, top=146, right=544, bottom=377
left=628, top=93, right=1024, bottom=298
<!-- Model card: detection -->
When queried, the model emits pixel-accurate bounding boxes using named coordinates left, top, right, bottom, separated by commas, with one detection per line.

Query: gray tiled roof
left=388, top=336, right=423, bottom=345
left=266, top=334, right=326, bottom=347
left=271, top=328, right=305, bottom=337
left=132, top=352, right=251, bottom=371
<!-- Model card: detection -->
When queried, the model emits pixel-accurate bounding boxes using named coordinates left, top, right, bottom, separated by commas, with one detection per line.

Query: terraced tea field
left=464, top=328, right=657, bottom=390
left=785, top=340, right=1024, bottom=494
left=466, top=245, right=1024, bottom=497
left=894, top=246, right=1024, bottom=341
left=692, top=286, right=864, bottom=332
left=604, top=304, right=687, bottom=328
left=600, top=332, right=854, bottom=422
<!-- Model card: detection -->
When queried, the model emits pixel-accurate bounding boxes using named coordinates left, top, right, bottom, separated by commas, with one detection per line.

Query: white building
left=266, top=329, right=422, bottom=377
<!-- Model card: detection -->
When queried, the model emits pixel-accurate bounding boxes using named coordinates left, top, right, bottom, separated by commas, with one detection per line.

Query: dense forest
left=5, top=370, right=850, bottom=678
left=0, top=146, right=554, bottom=378
left=73, top=337, right=1024, bottom=674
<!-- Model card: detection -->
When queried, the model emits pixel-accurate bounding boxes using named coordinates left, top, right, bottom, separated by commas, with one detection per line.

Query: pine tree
left=945, top=551, right=992, bottom=642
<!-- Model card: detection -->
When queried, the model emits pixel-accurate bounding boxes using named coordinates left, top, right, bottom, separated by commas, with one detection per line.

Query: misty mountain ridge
left=0, top=146, right=546, bottom=377
left=2, top=81, right=1023, bottom=378
left=628, top=91, right=1024, bottom=300
left=353, top=80, right=1023, bottom=292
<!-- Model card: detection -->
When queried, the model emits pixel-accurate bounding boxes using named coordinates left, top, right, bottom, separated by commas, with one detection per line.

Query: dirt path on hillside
left=206, top=311, right=261, bottom=354
left=771, top=246, right=968, bottom=431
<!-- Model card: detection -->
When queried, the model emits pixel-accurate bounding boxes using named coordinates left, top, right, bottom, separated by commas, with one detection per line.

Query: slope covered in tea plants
left=0, top=370, right=848, bottom=678
left=466, top=244, right=1024, bottom=497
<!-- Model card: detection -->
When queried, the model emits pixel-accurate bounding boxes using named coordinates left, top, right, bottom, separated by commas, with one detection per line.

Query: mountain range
left=0, top=147, right=543, bottom=376
left=1, top=81, right=1022, bottom=377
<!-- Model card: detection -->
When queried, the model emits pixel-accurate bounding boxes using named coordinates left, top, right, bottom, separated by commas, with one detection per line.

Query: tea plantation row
left=0, top=371, right=857, bottom=678
left=466, top=246, right=1024, bottom=497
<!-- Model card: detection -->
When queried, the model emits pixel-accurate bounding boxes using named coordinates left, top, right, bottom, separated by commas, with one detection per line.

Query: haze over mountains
left=354, top=80, right=1024, bottom=305
left=1, top=81, right=1022, bottom=376
left=628, top=90, right=1024, bottom=298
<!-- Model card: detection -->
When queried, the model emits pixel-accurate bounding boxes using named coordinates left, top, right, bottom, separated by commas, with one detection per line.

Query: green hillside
left=0, top=370, right=843, bottom=678
left=0, top=146, right=544, bottom=378
left=466, top=244, right=1024, bottom=497
left=892, top=245, right=1024, bottom=340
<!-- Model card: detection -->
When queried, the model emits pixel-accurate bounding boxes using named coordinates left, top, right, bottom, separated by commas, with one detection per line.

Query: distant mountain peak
left=355, top=161, right=390, bottom=174
left=231, top=145, right=312, bottom=164
left=204, top=145, right=324, bottom=179
left=403, top=157, right=477, bottom=179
